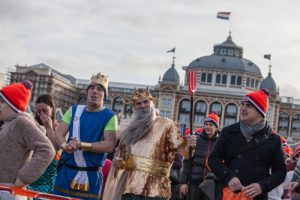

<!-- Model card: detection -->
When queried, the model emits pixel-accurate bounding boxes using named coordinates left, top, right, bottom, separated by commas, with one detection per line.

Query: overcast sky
left=1, top=0, right=300, bottom=97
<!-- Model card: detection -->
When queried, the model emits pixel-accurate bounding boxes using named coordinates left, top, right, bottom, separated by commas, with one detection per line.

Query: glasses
left=135, top=100, right=149, bottom=106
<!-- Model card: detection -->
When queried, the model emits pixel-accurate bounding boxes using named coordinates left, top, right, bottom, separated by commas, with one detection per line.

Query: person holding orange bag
left=208, top=89, right=286, bottom=200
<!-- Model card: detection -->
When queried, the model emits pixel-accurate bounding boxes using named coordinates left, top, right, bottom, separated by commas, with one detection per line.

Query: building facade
left=8, top=34, right=300, bottom=143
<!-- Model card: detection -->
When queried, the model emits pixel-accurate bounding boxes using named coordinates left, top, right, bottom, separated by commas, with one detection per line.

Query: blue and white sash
left=70, top=105, right=90, bottom=192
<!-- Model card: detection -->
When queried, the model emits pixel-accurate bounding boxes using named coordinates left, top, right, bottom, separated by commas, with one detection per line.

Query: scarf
left=240, top=119, right=266, bottom=142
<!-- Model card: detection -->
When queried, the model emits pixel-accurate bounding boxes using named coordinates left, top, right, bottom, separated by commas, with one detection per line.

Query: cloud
left=0, top=0, right=300, bottom=97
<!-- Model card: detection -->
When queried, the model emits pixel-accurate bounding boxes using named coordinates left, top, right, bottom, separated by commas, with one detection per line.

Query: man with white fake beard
left=103, top=88, right=183, bottom=200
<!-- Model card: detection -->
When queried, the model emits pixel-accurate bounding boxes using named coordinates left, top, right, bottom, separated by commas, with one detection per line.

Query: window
left=207, top=73, right=212, bottom=83
left=104, top=96, right=112, bottom=109
left=112, top=97, right=123, bottom=113
left=209, top=102, right=222, bottom=116
left=291, top=114, right=300, bottom=137
left=200, top=73, right=212, bottom=84
left=161, top=98, right=172, bottom=107
left=223, top=103, right=237, bottom=126
left=251, top=79, right=255, bottom=88
left=230, top=75, right=236, bottom=85
left=201, top=73, right=206, bottom=82
left=278, top=113, right=289, bottom=135
left=124, top=104, right=133, bottom=118
left=246, top=78, right=250, bottom=87
left=178, top=99, right=191, bottom=124
left=216, top=74, right=221, bottom=84
left=222, top=75, right=227, bottom=84
left=220, top=49, right=226, bottom=55
left=255, top=80, right=259, bottom=88
left=195, top=100, right=207, bottom=125
left=161, top=111, right=171, bottom=118
left=237, top=76, right=242, bottom=85
left=228, top=49, right=234, bottom=56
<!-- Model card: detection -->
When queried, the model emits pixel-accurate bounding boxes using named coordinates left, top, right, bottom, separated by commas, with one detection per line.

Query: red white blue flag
left=217, top=12, right=231, bottom=20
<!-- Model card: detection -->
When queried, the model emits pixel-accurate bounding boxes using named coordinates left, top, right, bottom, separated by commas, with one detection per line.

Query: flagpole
left=229, top=13, right=232, bottom=34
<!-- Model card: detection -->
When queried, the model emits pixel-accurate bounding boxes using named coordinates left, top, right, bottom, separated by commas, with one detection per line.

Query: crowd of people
left=1, top=72, right=300, bottom=200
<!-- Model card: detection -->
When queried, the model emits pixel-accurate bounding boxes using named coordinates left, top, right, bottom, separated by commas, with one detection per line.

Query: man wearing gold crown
left=102, top=88, right=183, bottom=200
left=53, top=72, right=118, bottom=200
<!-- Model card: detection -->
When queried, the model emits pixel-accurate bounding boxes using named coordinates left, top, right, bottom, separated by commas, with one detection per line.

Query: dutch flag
left=217, top=12, right=231, bottom=20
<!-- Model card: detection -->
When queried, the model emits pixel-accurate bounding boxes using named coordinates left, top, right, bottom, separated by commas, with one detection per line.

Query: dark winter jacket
left=181, top=131, right=218, bottom=184
left=208, top=122, right=287, bottom=200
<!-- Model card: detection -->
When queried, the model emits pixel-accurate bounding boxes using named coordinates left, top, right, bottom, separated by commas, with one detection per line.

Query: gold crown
left=90, top=72, right=109, bottom=91
left=127, top=87, right=156, bottom=105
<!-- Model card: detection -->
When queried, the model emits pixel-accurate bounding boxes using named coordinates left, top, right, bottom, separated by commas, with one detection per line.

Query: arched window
left=216, top=74, right=221, bottom=84
left=291, top=114, right=300, bottom=137
left=223, top=103, right=238, bottom=126
left=230, top=75, right=236, bottom=85
left=237, top=76, right=242, bottom=85
left=104, top=96, right=112, bottom=109
left=251, top=79, right=255, bottom=88
left=209, top=101, right=222, bottom=116
left=112, top=97, right=123, bottom=113
left=194, top=100, right=207, bottom=125
left=246, top=78, right=250, bottom=87
left=178, top=99, right=191, bottom=124
left=278, top=113, right=289, bottom=135
left=222, top=75, right=227, bottom=84
left=201, top=73, right=207, bottom=82
left=124, top=104, right=133, bottom=119
left=255, top=80, right=259, bottom=88
left=207, top=73, right=212, bottom=83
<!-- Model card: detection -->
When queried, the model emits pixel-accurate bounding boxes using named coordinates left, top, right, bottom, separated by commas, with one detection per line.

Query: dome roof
left=162, top=66, right=180, bottom=83
left=187, top=33, right=262, bottom=76
left=260, top=73, right=277, bottom=92
left=188, top=55, right=262, bottom=76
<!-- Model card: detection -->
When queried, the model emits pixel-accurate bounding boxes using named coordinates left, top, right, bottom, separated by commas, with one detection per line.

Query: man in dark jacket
left=209, top=89, right=286, bottom=200
left=181, top=112, right=220, bottom=200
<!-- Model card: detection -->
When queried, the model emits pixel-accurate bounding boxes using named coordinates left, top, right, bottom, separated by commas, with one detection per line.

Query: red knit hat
left=243, top=89, right=269, bottom=117
left=294, top=145, right=300, bottom=159
left=0, top=80, right=33, bottom=112
left=204, top=112, right=220, bottom=128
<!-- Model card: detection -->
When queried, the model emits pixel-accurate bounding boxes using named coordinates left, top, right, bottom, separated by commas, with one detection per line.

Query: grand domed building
left=9, top=34, right=300, bottom=143
left=157, top=33, right=279, bottom=131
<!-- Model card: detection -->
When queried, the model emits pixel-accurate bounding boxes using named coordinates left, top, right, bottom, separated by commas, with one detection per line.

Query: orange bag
left=222, top=187, right=252, bottom=200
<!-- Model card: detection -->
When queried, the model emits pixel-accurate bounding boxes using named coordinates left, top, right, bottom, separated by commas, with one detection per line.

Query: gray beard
left=120, top=107, right=155, bottom=146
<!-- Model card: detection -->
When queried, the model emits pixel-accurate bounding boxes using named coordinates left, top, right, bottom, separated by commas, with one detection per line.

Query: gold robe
left=103, top=117, right=182, bottom=200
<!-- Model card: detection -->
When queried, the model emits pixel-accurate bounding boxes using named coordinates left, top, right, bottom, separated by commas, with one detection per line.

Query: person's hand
left=60, top=137, right=80, bottom=153
left=39, top=112, right=53, bottom=130
left=113, top=157, right=124, bottom=168
left=289, top=181, right=299, bottom=192
left=180, top=184, right=188, bottom=196
left=14, top=177, right=27, bottom=187
left=242, top=183, right=262, bottom=198
left=186, top=135, right=197, bottom=147
left=228, top=177, right=243, bottom=192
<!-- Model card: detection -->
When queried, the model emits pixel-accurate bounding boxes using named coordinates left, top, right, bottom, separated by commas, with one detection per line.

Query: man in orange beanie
left=181, top=112, right=220, bottom=200
left=209, top=89, right=286, bottom=200
left=0, top=81, right=55, bottom=199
